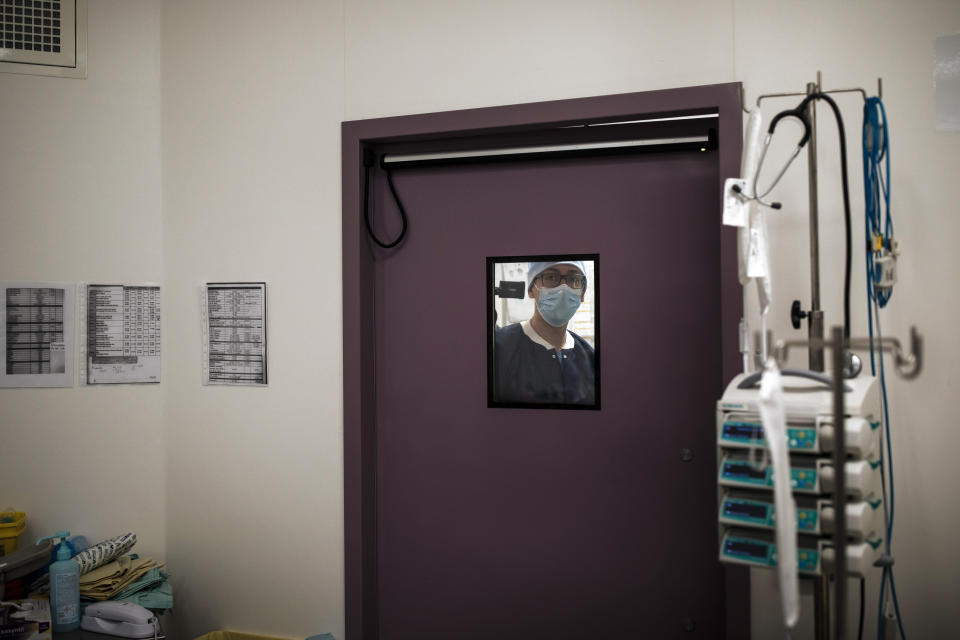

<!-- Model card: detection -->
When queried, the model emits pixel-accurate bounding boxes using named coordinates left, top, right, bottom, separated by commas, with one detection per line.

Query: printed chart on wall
left=79, top=284, right=161, bottom=384
left=0, top=282, right=76, bottom=388
left=201, top=282, right=267, bottom=386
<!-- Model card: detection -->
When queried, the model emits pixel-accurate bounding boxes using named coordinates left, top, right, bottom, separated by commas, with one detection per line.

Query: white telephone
left=81, top=601, right=159, bottom=639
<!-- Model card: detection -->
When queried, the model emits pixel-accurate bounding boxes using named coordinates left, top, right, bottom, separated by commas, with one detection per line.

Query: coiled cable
left=363, top=151, right=409, bottom=249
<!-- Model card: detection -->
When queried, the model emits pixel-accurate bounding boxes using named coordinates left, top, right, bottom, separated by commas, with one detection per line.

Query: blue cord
left=864, top=96, right=906, bottom=639
left=889, top=569, right=906, bottom=640
left=873, top=296, right=907, bottom=640
left=863, top=97, right=893, bottom=311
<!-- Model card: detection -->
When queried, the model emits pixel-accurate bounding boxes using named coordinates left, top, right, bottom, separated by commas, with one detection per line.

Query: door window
left=488, top=254, right=600, bottom=409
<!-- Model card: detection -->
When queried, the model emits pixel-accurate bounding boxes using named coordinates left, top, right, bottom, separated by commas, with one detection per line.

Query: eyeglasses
left=537, top=271, right=585, bottom=289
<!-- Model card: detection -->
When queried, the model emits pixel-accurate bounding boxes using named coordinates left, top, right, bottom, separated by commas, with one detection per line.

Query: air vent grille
left=1, top=0, right=64, bottom=53
left=0, top=0, right=84, bottom=78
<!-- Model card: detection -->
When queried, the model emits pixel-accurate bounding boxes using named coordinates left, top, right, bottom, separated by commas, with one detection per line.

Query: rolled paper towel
left=74, top=533, right=136, bottom=575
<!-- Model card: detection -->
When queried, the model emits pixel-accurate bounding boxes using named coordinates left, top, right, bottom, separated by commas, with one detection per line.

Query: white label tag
left=723, top=178, right=749, bottom=227
left=876, top=255, right=897, bottom=288
left=747, top=209, right=770, bottom=280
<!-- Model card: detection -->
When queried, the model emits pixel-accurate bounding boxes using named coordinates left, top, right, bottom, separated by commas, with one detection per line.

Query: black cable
left=384, top=167, right=409, bottom=244
left=362, top=152, right=408, bottom=249
left=792, top=92, right=853, bottom=344
left=858, top=576, right=865, bottom=640
left=762, top=93, right=853, bottom=343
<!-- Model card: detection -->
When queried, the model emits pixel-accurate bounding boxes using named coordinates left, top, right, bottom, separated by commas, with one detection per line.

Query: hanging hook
left=894, top=326, right=922, bottom=379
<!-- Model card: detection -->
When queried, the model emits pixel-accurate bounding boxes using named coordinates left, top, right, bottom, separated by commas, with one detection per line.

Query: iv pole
left=805, top=79, right=825, bottom=373
left=754, top=71, right=885, bottom=640
left=756, top=72, right=882, bottom=373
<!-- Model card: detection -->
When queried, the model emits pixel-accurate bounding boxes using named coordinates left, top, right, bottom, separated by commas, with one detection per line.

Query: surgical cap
left=527, top=260, right=587, bottom=292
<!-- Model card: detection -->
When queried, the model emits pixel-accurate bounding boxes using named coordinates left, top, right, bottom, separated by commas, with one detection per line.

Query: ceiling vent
left=0, top=0, right=86, bottom=78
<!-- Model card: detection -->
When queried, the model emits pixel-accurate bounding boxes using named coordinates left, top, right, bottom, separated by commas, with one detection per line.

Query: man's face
left=529, top=264, right=586, bottom=302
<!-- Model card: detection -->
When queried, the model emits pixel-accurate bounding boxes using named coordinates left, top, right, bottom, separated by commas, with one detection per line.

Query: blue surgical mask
left=535, top=284, right=582, bottom=327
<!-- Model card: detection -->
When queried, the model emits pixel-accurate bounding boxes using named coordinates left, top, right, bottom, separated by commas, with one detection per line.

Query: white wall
left=0, top=0, right=166, bottom=559
left=2, top=1, right=957, bottom=638
left=345, top=0, right=735, bottom=120
left=160, top=1, right=345, bottom=638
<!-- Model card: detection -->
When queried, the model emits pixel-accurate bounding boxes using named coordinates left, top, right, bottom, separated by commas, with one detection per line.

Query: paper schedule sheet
left=81, top=284, right=161, bottom=384
left=1, top=282, right=76, bottom=388
left=201, top=282, right=268, bottom=386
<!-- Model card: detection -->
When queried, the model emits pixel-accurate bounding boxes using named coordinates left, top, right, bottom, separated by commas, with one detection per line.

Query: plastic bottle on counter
left=37, top=530, right=80, bottom=632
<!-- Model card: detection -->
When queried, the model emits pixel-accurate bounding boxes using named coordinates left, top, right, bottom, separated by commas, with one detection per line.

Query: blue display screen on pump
left=724, top=501, right=768, bottom=520
left=725, top=539, right=768, bottom=560
left=723, top=422, right=763, bottom=442
left=724, top=461, right=768, bottom=481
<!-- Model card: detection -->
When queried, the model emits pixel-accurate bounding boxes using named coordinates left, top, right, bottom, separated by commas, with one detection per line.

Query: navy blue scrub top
left=493, top=322, right=595, bottom=405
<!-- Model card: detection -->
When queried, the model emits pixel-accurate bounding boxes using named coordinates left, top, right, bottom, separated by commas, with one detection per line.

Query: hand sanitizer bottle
left=38, top=531, right=80, bottom=632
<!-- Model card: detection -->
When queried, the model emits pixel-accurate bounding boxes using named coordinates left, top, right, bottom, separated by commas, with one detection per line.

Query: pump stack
left=716, top=372, right=884, bottom=578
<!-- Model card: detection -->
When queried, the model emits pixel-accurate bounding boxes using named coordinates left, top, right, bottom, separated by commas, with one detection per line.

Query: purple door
left=368, top=146, right=728, bottom=638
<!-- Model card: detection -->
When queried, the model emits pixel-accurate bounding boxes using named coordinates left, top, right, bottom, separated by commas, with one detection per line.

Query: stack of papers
left=28, top=532, right=174, bottom=613
left=79, top=555, right=163, bottom=601
left=115, top=568, right=172, bottom=610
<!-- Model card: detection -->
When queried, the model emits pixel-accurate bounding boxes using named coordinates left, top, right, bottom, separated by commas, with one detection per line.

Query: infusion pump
left=716, top=371, right=883, bottom=577
left=717, top=370, right=880, bottom=421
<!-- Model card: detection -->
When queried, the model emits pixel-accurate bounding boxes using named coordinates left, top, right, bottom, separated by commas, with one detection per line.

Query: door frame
left=342, top=83, right=746, bottom=640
